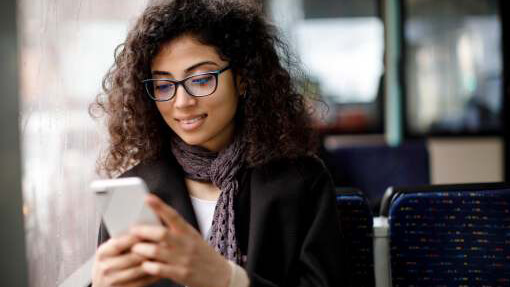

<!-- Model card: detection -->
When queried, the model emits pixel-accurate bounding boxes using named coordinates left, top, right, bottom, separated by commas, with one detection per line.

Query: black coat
left=97, top=153, right=346, bottom=287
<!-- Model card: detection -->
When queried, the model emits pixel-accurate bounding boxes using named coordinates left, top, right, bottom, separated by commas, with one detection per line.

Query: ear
left=234, top=72, right=247, bottom=96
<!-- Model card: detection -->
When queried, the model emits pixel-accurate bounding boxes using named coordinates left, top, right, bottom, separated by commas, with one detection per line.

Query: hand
left=92, top=234, right=160, bottom=287
left=129, top=194, right=232, bottom=287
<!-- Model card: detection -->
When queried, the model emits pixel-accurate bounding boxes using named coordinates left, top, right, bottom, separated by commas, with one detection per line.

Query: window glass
left=267, top=0, right=385, bottom=133
left=404, top=0, right=503, bottom=135
left=19, top=1, right=148, bottom=286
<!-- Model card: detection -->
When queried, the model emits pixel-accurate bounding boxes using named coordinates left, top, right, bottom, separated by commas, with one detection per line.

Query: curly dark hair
left=91, top=0, right=318, bottom=177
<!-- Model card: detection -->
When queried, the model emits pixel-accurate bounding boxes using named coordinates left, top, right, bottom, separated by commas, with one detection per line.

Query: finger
left=116, top=275, right=161, bottom=287
left=130, top=225, right=181, bottom=245
left=101, top=252, right=145, bottom=275
left=141, top=261, right=190, bottom=284
left=106, top=265, right=146, bottom=285
left=97, top=235, right=138, bottom=260
left=131, top=242, right=173, bottom=263
left=146, top=194, right=191, bottom=232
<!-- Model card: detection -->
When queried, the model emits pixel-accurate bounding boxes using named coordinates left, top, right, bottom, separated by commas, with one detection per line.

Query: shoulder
left=252, top=155, right=329, bottom=184
left=248, top=155, right=333, bottom=200
left=118, top=155, right=183, bottom=191
left=120, top=157, right=169, bottom=178
left=120, top=151, right=181, bottom=177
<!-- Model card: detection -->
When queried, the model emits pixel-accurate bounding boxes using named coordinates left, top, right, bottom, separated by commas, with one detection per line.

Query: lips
left=175, top=114, right=208, bottom=131
left=176, top=114, right=207, bottom=123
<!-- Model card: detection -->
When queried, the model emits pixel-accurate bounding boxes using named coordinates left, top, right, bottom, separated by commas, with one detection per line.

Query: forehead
left=151, top=35, right=223, bottom=70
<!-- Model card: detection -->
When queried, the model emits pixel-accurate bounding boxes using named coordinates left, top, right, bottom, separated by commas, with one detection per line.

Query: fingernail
left=145, top=195, right=155, bottom=204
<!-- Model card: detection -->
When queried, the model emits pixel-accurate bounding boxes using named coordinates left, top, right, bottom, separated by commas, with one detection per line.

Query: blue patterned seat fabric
left=389, top=186, right=510, bottom=287
left=336, top=188, right=375, bottom=287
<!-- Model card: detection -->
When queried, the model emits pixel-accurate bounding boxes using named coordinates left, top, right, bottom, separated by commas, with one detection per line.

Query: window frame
left=501, top=0, right=509, bottom=181
left=0, top=0, right=29, bottom=285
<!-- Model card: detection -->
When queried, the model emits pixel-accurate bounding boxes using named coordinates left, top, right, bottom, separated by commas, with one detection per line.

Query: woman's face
left=150, top=34, right=240, bottom=152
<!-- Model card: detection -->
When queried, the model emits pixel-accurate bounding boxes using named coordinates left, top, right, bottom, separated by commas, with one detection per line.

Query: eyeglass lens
left=148, top=73, right=217, bottom=100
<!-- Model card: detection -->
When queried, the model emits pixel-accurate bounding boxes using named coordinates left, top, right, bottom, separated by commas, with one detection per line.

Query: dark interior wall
left=0, top=0, right=28, bottom=286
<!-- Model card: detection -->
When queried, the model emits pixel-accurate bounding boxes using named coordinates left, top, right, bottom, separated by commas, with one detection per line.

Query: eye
left=191, top=75, right=213, bottom=85
left=155, top=83, right=174, bottom=92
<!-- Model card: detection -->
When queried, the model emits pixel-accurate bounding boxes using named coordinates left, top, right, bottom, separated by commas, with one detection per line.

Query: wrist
left=226, top=260, right=250, bottom=287
left=216, top=258, right=233, bottom=287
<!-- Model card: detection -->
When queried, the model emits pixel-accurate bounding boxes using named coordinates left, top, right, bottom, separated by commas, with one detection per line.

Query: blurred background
left=0, top=0, right=508, bottom=286
left=17, top=1, right=150, bottom=286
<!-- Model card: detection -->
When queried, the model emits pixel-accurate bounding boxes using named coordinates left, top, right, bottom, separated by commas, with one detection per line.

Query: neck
left=185, top=178, right=220, bottom=201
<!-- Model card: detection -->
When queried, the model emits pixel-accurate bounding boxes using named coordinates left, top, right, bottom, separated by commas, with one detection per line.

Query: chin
left=176, top=133, right=208, bottom=147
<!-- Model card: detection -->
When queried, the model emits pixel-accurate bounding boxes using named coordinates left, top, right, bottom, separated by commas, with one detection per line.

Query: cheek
left=211, top=82, right=239, bottom=116
left=155, top=102, right=175, bottom=123
left=155, top=102, right=170, bottom=115
left=210, top=93, right=238, bottom=121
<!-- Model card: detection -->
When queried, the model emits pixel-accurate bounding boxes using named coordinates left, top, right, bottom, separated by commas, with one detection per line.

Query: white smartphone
left=90, top=177, right=161, bottom=237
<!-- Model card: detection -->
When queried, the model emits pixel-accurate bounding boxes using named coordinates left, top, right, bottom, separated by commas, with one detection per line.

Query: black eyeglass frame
left=141, top=65, right=231, bottom=102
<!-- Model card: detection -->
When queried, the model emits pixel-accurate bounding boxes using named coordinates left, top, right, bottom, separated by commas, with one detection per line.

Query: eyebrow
left=152, top=61, right=220, bottom=76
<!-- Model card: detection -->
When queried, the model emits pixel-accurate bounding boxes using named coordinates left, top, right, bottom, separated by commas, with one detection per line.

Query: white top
left=188, top=195, right=249, bottom=287
left=190, top=196, right=217, bottom=238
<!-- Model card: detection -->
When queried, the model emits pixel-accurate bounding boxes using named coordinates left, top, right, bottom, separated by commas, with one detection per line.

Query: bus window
left=19, top=1, right=148, bottom=286
left=403, top=0, right=503, bottom=135
left=266, top=0, right=385, bottom=134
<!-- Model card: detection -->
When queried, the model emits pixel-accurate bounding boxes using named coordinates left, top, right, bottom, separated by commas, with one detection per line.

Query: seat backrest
left=336, top=187, right=375, bottom=287
left=324, top=141, right=430, bottom=213
left=384, top=183, right=510, bottom=287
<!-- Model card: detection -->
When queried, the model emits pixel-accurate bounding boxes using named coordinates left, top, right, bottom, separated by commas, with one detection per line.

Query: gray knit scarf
left=170, top=135, right=245, bottom=265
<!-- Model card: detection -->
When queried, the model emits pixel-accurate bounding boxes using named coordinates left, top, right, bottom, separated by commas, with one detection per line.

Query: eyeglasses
left=142, top=66, right=231, bottom=102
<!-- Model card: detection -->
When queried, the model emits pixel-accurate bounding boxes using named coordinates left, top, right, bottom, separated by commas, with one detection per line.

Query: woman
left=90, top=0, right=345, bottom=286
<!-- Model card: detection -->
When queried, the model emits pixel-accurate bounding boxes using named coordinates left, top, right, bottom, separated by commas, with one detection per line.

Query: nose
left=173, top=84, right=197, bottom=108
